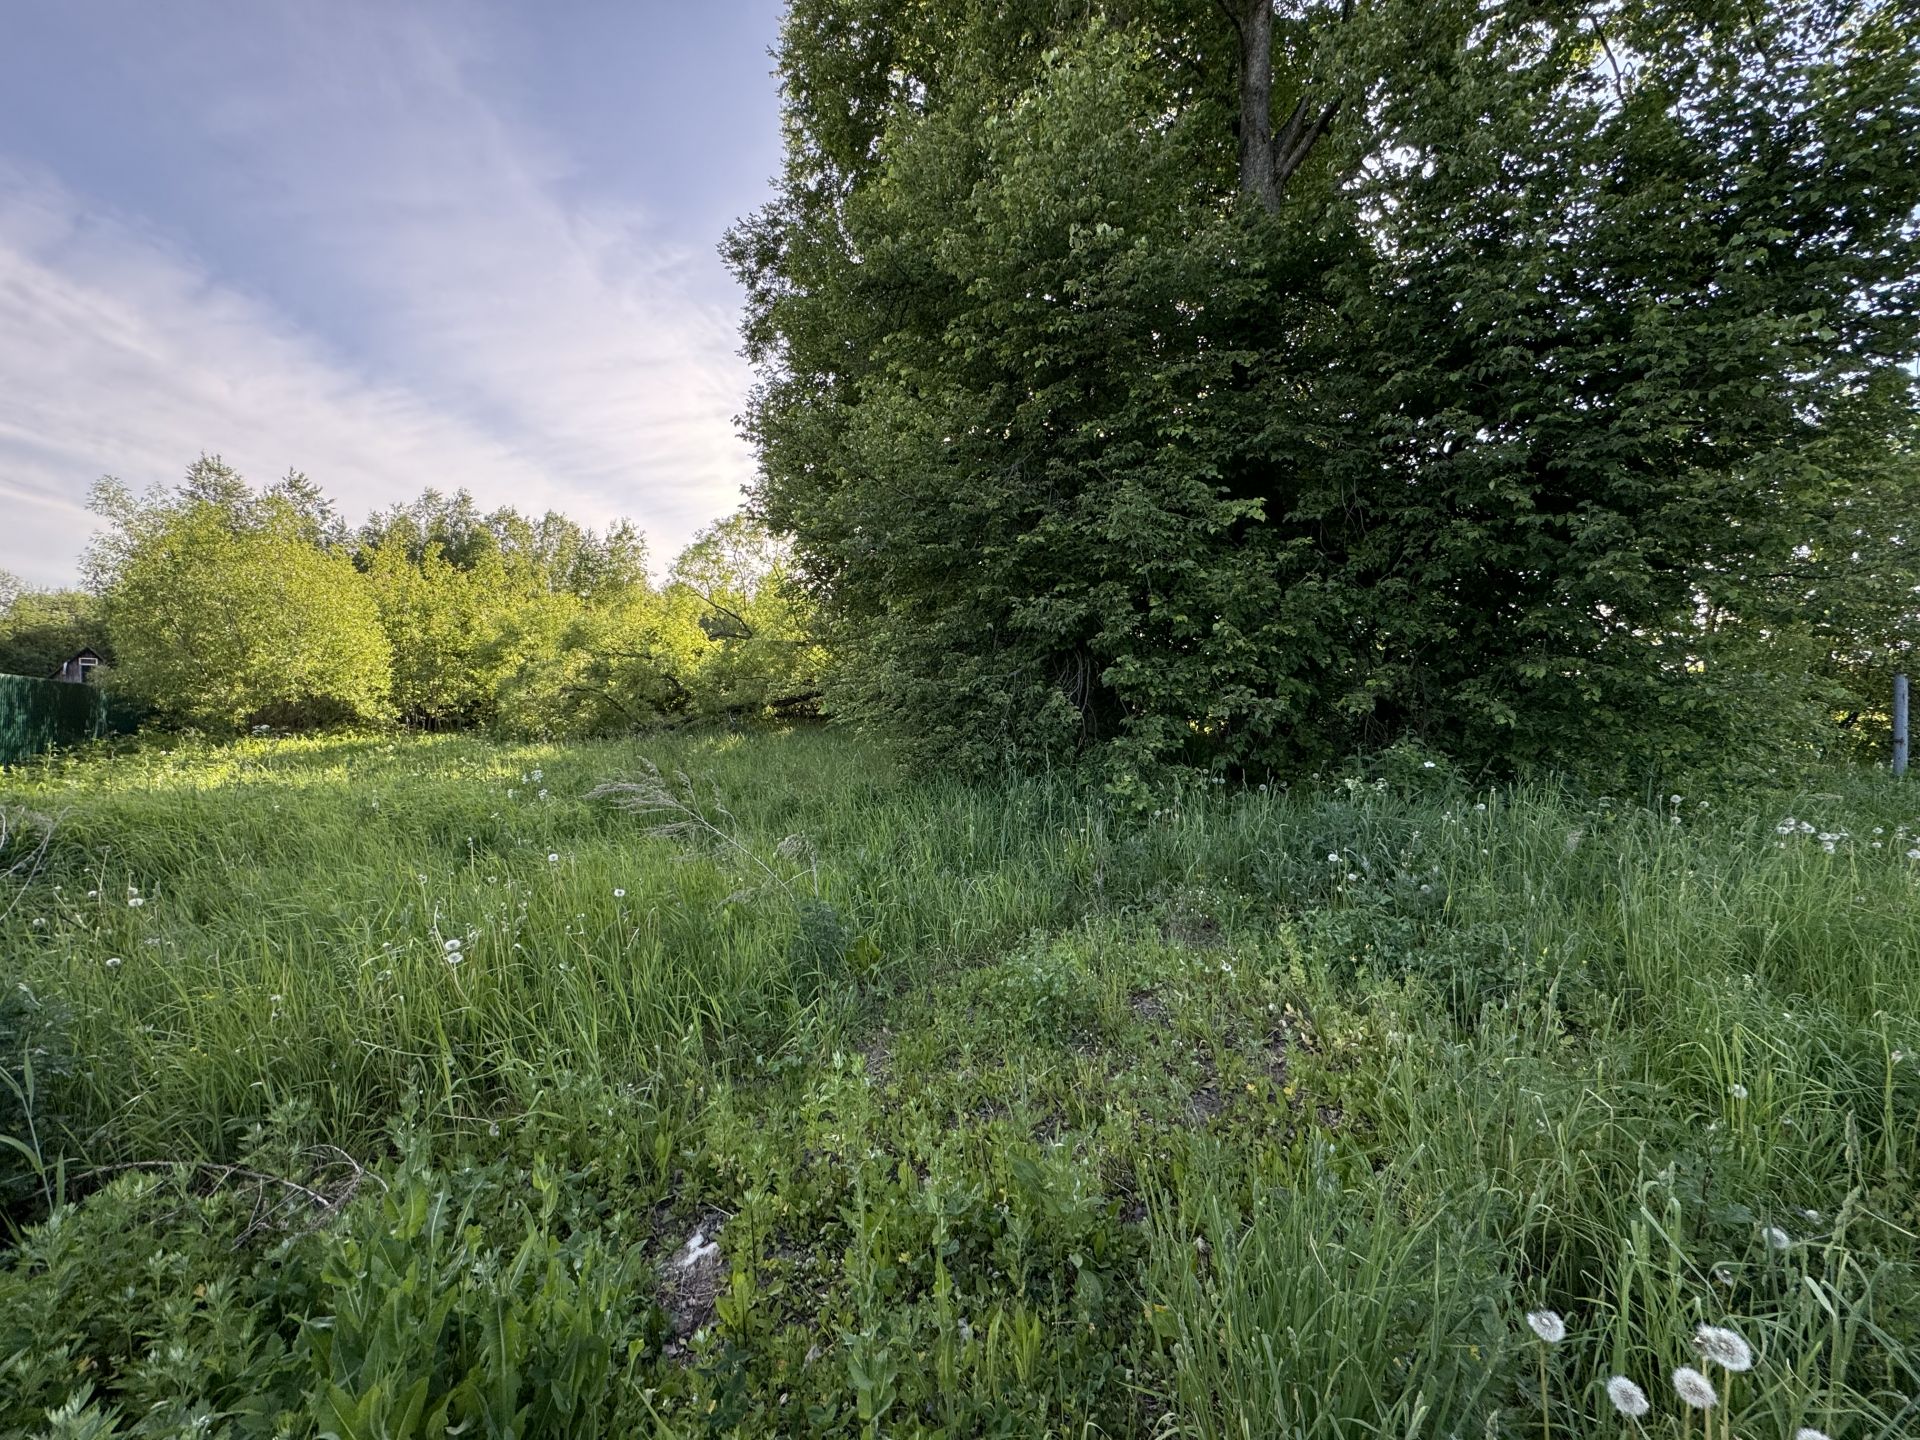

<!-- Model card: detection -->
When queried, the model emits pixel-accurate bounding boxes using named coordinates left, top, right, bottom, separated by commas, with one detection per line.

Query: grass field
left=2, top=727, right=1918, bottom=1438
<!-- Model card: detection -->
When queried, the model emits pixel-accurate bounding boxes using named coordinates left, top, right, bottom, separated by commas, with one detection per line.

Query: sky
left=0, top=1, right=788, bottom=587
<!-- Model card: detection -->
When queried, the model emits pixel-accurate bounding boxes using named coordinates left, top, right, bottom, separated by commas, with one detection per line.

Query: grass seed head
left=1525, top=1309, right=1566, bottom=1343
left=1672, top=1367, right=1718, bottom=1409
left=1693, top=1324, right=1753, bottom=1372
left=1605, top=1375, right=1650, bottom=1418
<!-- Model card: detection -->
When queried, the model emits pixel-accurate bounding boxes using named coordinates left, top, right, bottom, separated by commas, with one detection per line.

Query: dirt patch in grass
left=660, top=1214, right=729, bottom=1349
left=1129, top=988, right=1172, bottom=1026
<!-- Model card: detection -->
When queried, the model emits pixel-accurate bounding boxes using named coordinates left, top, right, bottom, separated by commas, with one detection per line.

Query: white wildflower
left=1605, top=1376, right=1650, bottom=1419
left=1672, top=1367, right=1718, bottom=1410
left=1693, top=1324, right=1754, bottom=1372
left=127, top=896, right=145, bottom=908
left=1525, top=1309, right=1566, bottom=1344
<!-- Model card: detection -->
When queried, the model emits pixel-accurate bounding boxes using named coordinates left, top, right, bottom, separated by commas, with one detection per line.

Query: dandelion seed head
left=547, top=853, right=560, bottom=864
left=1794, top=1429, right=1833, bottom=1440
left=127, top=897, right=145, bottom=908
left=614, top=888, right=626, bottom=898
left=1525, top=1309, right=1566, bottom=1344
left=444, top=938, right=462, bottom=952
left=1693, top=1324, right=1754, bottom=1372
left=1672, top=1367, right=1718, bottom=1409
left=104, top=956, right=121, bottom=969
left=1729, top=1083, right=1749, bottom=1100
left=1605, top=1376, right=1650, bottom=1418
left=1763, top=1225, right=1793, bottom=1250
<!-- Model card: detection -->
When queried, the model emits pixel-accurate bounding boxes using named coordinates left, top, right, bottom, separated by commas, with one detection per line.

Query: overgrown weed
left=1, top=730, right=1917, bottom=1435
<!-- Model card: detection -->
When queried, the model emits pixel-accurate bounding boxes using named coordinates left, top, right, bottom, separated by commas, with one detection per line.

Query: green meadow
left=2, top=729, right=1917, bottom=1438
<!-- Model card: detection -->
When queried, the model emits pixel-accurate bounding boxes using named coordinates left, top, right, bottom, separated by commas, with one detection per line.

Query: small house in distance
left=49, top=647, right=102, bottom=684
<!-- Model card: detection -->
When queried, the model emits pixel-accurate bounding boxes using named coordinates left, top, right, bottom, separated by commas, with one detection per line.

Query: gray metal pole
left=1896, top=672, right=1910, bottom=778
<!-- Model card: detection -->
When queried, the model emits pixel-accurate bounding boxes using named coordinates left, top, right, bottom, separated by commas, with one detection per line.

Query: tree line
left=728, top=0, right=1920, bottom=784
left=0, top=457, right=820, bottom=737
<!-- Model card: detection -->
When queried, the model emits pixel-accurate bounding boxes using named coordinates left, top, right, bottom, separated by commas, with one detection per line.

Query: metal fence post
left=1896, top=672, right=1910, bottom=778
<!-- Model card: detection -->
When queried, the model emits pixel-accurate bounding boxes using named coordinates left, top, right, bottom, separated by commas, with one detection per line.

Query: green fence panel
left=0, top=673, right=108, bottom=765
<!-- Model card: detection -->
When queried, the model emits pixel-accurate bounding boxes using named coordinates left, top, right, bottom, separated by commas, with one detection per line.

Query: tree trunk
left=1228, top=0, right=1340, bottom=213
left=1235, top=0, right=1280, bottom=212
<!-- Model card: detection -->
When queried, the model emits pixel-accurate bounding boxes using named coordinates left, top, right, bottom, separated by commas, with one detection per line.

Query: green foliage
left=305, top=1163, right=643, bottom=1438
left=90, top=464, right=393, bottom=731
left=0, top=585, right=102, bottom=681
left=361, top=538, right=509, bottom=728
left=668, top=515, right=825, bottom=719
left=73, top=460, right=820, bottom=740
left=0, top=1146, right=652, bottom=1437
left=731, top=0, right=1920, bottom=781
left=4, top=731, right=1920, bottom=1434
left=489, top=588, right=705, bottom=741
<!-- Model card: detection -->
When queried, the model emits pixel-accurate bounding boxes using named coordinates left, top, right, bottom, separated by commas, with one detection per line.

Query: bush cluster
left=0, top=458, right=821, bottom=741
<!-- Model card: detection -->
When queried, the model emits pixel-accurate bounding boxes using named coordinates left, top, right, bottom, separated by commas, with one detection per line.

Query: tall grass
left=2, top=729, right=1917, bottom=1436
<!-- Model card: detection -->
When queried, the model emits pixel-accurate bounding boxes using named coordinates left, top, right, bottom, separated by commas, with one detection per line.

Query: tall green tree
left=730, top=0, right=1920, bottom=780
left=88, top=469, right=391, bottom=730
left=361, top=536, right=510, bottom=728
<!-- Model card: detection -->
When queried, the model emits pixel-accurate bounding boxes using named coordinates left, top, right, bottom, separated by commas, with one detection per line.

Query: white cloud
left=0, top=6, right=759, bottom=588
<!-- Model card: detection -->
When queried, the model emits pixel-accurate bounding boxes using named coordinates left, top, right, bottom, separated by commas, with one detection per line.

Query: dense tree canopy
left=729, top=0, right=1920, bottom=781
left=0, top=578, right=101, bottom=680
left=87, top=461, right=393, bottom=729
left=52, top=458, right=820, bottom=739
